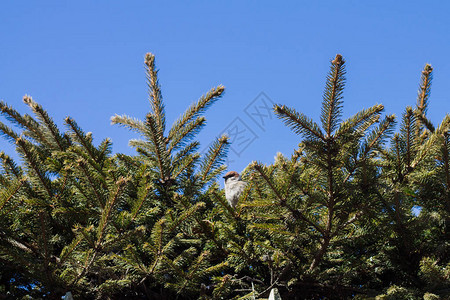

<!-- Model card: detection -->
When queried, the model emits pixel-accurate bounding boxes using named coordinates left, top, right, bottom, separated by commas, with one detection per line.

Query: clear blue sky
left=1, top=1, right=449, bottom=176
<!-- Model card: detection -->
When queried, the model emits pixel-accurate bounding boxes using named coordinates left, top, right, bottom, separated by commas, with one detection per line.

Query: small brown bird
left=223, top=171, right=247, bottom=208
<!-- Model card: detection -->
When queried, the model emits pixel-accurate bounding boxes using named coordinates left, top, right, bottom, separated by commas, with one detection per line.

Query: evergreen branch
left=250, top=223, right=295, bottom=236
left=160, top=252, right=186, bottom=278
left=65, top=117, right=98, bottom=160
left=76, top=225, right=96, bottom=249
left=53, top=169, right=69, bottom=203
left=0, top=100, right=26, bottom=125
left=333, top=212, right=362, bottom=236
left=212, top=190, right=236, bottom=218
left=118, top=245, right=149, bottom=274
left=171, top=144, right=200, bottom=181
left=145, top=221, right=167, bottom=276
left=167, top=116, right=206, bottom=153
left=227, top=239, right=253, bottom=263
left=145, top=53, right=166, bottom=134
left=203, top=261, right=228, bottom=275
left=23, top=96, right=66, bottom=150
left=252, top=163, right=325, bottom=235
left=96, top=177, right=127, bottom=247
left=171, top=246, right=195, bottom=270
left=414, top=111, right=435, bottom=133
left=110, top=114, right=146, bottom=133
left=284, top=168, right=301, bottom=200
left=167, top=202, right=205, bottom=232
left=361, top=114, right=396, bottom=157
left=0, top=100, right=38, bottom=130
left=187, top=251, right=208, bottom=279
left=173, top=141, right=200, bottom=164
left=435, top=114, right=450, bottom=135
left=59, top=232, right=84, bottom=264
left=176, top=193, right=229, bottom=254
left=401, top=106, right=416, bottom=168
left=0, top=152, right=23, bottom=179
left=416, top=64, right=433, bottom=115
left=135, top=149, right=158, bottom=166
left=443, top=132, right=450, bottom=194
left=0, top=230, right=40, bottom=257
left=160, top=234, right=182, bottom=257
left=203, top=165, right=227, bottom=185
left=71, top=146, right=108, bottom=186
left=16, top=137, right=53, bottom=198
left=415, top=64, right=433, bottom=143
left=411, top=132, right=438, bottom=170
left=130, top=181, right=152, bottom=222
left=71, top=249, right=96, bottom=286
left=0, top=174, right=8, bottom=187
left=116, top=153, right=141, bottom=170
left=0, top=100, right=49, bottom=144
left=393, top=134, right=403, bottom=182
left=70, top=176, right=94, bottom=207
left=181, top=251, right=208, bottom=290
left=0, top=178, right=24, bottom=211
left=129, top=139, right=156, bottom=155
left=321, top=54, right=346, bottom=137
left=38, top=210, right=51, bottom=279
left=168, top=85, right=225, bottom=141
left=98, top=138, right=113, bottom=163
left=76, top=159, right=105, bottom=208
left=336, top=104, right=384, bottom=138
left=200, top=135, right=229, bottom=181
left=241, top=198, right=277, bottom=208
left=274, top=104, right=324, bottom=141
left=0, top=120, right=19, bottom=143
left=102, top=226, right=146, bottom=251
left=146, top=113, right=170, bottom=179
left=309, top=236, right=331, bottom=272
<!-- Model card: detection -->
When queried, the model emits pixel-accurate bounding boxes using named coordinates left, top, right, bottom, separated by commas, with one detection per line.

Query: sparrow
left=223, top=171, right=247, bottom=208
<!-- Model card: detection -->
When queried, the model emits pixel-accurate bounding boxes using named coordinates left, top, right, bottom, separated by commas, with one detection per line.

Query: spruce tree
left=1, top=52, right=449, bottom=299
left=225, top=54, right=395, bottom=298
left=372, top=64, right=450, bottom=299
left=0, top=53, right=231, bottom=299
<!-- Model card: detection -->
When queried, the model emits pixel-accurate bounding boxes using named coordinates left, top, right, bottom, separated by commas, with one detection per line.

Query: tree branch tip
left=388, top=114, right=396, bottom=121
left=218, top=135, right=229, bottom=144
left=110, top=115, right=120, bottom=124
left=15, top=136, right=25, bottom=144
left=332, top=54, right=344, bottom=65
left=22, top=95, right=33, bottom=104
left=145, top=53, right=155, bottom=66
left=423, top=64, right=433, bottom=73
left=274, top=105, right=284, bottom=113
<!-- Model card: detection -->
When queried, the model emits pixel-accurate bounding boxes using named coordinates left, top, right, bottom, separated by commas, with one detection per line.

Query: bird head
left=223, top=171, right=240, bottom=183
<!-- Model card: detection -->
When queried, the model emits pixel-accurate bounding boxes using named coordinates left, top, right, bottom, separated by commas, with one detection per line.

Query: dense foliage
left=0, top=53, right=448, bottom=299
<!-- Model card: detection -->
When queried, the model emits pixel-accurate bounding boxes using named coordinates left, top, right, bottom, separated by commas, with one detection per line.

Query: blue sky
left=1, top=1, right=449, bottom=176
